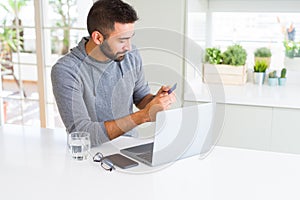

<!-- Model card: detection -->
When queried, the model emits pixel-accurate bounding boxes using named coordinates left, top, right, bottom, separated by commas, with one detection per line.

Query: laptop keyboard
left=137, top=151, right=153, bottom=162
left=121, top=142, right=154, bottom=164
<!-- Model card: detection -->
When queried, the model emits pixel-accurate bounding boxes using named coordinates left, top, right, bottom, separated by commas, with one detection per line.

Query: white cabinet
left=217, top=104, right=272, bottom=151
left=185, top=101, right=300, bottom=154
left=184, top=102, right=273, bottom=151
left=271, top=108, right=300, bottom=154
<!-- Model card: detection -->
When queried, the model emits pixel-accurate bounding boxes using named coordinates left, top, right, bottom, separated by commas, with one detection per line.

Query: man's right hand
left=142, top=86, right=176, bottom=122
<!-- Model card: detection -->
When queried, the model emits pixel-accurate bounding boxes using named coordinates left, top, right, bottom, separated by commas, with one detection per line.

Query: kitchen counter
left=184, top=73, right=300, bottom=154
left=184, top=79, right=300, bottom=109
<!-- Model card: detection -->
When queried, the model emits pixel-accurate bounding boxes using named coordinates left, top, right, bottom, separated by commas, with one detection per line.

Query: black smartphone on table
left=103, top=153, right=139, bottom=169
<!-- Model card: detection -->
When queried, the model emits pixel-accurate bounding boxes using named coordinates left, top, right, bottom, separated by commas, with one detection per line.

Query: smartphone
left=103, top=153, right=139, bottom=169
left=168, top=83, right=177, bottom=94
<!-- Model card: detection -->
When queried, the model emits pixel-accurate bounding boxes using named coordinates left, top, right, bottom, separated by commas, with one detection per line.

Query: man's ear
left=91, top=31, right=104, bottom=45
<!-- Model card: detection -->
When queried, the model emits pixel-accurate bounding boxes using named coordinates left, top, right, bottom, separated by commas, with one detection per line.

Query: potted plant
left=2, top=101, right=8, bottom=123
left=0, top=0, right=29, bottom=51
left=254, top=47, right=272, bottom=68
left=49, top=0, right=77, bottom=55
left=268, top=70, right=277, bottom=86
left=253, top=60, right=268, bottom=85
left=222, top=44, right=247, bottom=66
left=1, top=20, right=18, bottom=70
left=283, top=40, right=300, bottom=58
left=203, top=44, right=247, bottom=85
left=278, top=68, right=287, bottom=86
left=283, top=40, right=300, bottom=71
left=1, top=20, right=26, bottom=97
left=204, top=47, right=222, bottom=64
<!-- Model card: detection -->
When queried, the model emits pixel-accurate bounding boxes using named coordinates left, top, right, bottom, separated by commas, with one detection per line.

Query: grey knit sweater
left=51, top=37, right=150, bottom=147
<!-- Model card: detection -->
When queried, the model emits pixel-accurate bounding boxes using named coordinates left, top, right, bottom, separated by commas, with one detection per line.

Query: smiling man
left=51, top=0, right=176, bottom=147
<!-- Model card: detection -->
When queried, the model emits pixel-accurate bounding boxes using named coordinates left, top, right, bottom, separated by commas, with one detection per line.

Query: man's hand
left=105, top=85, right=176, bottom=140
left=142, top=85, right=176, bottom=122
left=155, top=85, right=171, bottom=96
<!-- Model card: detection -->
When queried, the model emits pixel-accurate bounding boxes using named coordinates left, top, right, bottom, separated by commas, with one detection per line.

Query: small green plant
left=283, top=40, right=300, bottom=58
left=0, top=0, right=29, bottom=17
left=49, top=0, right=77, bottom=54
left=268, top=70, right=277, bottom=78
left=0, top=21, right=18, bottom=52
left=280, top=68, right=287, bottom=78
left=254, top=47, right=272, bottom=57
left=222, top=44, right=247, bottom=66
left=0, top=0, right=29, bottom=51
left=205, top=47, right=222, bottom=64
left=254, top=60, right=268, bottom=72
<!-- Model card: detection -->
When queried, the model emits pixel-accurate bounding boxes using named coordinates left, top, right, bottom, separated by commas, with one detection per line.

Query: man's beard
left=100, top=41, right=127, bottom=62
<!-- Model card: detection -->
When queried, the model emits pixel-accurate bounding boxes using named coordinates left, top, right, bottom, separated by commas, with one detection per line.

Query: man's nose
left=124, top=39, right=131, bottom=51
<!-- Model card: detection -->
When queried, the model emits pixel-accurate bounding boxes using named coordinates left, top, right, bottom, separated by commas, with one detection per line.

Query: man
left=51, top=0, right=176, bottom=147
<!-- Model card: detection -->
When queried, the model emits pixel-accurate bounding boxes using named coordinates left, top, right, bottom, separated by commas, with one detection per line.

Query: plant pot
left=278, top=78, right=287, bottom=86
left=253, top=72, right=265, bottom=85
left=268, top=78, right=277, bottom=86
left=3, top=101, right=8, bottom=123
left=203, top=64, right=247, bottom=85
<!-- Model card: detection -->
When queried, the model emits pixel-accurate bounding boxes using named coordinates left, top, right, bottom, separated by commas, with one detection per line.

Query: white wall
left=127, top=0, right=186, bottom=106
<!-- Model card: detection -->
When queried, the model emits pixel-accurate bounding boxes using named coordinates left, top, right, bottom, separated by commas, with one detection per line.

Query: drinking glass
left=68, top=132, right=91, bottom=161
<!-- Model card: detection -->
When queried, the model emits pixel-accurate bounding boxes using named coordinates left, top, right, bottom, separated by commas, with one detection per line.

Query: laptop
left=120, top=103, right=214, bottom=167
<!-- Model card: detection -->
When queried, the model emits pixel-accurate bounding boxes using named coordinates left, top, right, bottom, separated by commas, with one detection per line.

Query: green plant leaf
left=222, top=44, right=247, bottom=66
left=254, top=47, right=272, bottom=57
left=254, top=60, right=268, bottom=72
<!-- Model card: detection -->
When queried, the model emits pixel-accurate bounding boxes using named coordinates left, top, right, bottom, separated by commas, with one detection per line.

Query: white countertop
left=1, top=125, right=300, bottom=200
left=184, top=79, right=300, bottom=109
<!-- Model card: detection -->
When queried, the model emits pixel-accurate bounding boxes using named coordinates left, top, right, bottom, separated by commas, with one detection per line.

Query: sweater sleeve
left=51, top=62, right=110, bottom=147
left=132, top=50, right=151, bottom=105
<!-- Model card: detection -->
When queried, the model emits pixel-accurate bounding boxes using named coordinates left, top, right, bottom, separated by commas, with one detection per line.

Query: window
left=186, top=0, right=300, bottom=81
left=0, top=0, right=93, bottom=127
left=42, top=0, right=92, bottom=128
left=210, top=12, right=300, bottom=69
left=1, top=0, right=38, bottom=126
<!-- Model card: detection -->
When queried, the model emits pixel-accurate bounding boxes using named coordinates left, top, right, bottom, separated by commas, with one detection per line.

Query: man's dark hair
left=87, top=0, right=138, bottom=38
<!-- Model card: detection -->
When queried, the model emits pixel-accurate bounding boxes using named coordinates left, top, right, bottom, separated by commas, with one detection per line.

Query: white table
left=1, top=125, right=300, bottom=200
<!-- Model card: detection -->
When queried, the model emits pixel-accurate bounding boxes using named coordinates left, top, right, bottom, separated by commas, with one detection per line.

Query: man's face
left=100, top=22, right=135, bottom=62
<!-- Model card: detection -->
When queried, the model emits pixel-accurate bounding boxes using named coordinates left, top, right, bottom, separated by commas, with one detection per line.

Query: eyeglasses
left=93, top=152, right=115, bottom=171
